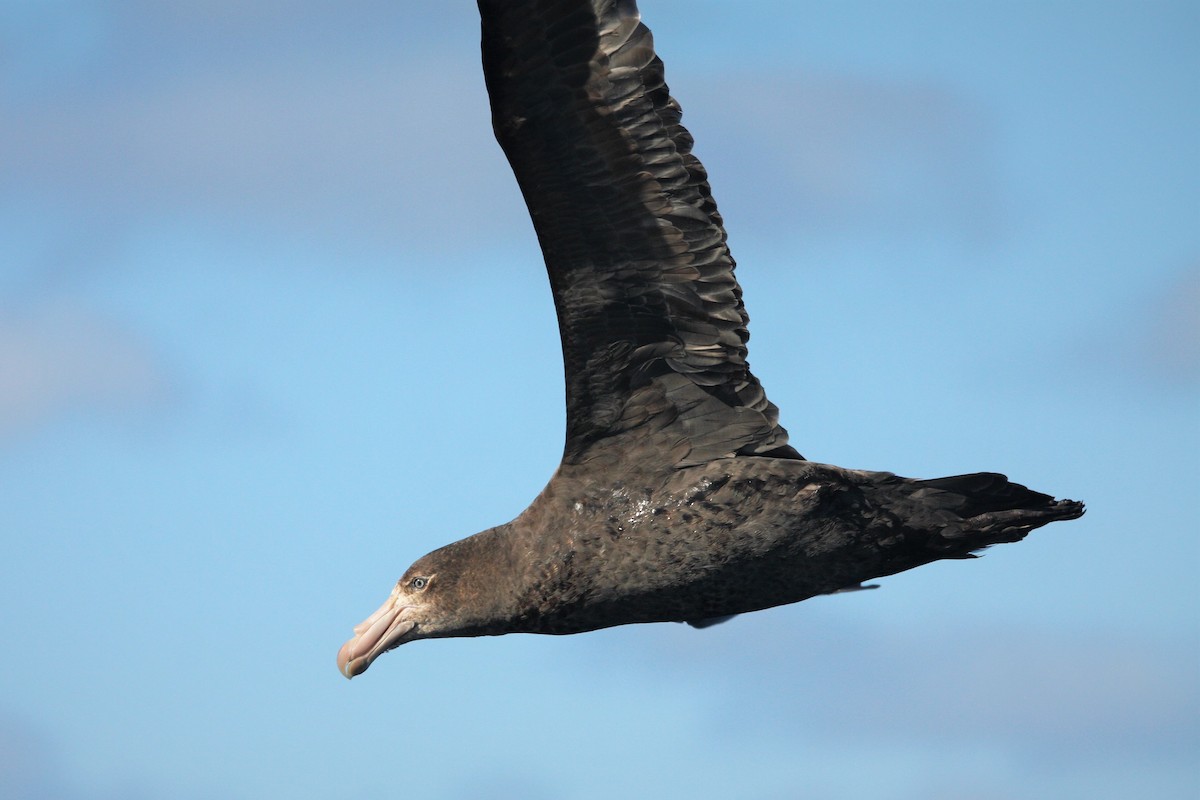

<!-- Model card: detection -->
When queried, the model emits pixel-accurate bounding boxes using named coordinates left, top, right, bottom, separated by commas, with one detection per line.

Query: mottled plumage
left=336, top=0, right=1083, bottom=679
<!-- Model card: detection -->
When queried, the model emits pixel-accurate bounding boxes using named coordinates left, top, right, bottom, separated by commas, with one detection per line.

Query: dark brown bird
left=336, top=0, right=1084, bottom=679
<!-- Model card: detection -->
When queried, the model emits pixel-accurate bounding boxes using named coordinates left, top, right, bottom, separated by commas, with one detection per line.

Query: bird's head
left=336, top=527, right=520, bottom=678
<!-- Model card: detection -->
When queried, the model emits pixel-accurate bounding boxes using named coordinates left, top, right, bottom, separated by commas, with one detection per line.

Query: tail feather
left=911, top=472, right=1085, bottom=553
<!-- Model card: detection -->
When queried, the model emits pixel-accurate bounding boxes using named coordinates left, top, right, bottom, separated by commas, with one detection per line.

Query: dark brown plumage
left=336, top=0, right=1084, bottom=679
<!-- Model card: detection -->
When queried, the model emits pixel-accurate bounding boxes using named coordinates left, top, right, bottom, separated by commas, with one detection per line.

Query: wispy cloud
left=0, top=711, right=159, bottom=800
left=679, top=71, right=999, bottom=241
left=0, top=302, right=170, bottom=439
left=619, top=608, right=1198, bottom=757
left=0, top=2, right=519, bottom=252
left=1138, top=265, right=1200, bottom=387
left=1060, top=263, right=1200, bottom=394
left=1, top=2, right=999, bottom=262
left=0, top=712, right=81, bottom=800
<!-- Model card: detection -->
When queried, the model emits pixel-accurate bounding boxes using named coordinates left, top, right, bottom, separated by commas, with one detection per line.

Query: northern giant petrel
left=336, top=0, right=1084, bottom=679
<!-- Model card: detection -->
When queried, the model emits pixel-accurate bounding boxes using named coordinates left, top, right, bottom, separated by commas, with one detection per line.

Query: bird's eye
left=410, top=577, right=428, bottom=590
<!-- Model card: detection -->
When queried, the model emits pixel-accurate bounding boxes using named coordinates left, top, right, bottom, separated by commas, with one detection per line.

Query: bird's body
left=393, top=459, right=1076, bottom=643
left=336, top=0, right=1083, bottom=678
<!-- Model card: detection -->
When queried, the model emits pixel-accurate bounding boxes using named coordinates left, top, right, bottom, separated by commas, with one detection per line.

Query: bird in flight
left=337, top=0, right=1084, bottom=679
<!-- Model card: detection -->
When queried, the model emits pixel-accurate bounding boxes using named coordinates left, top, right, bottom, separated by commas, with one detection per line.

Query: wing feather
left=479, top=0, right=800, bottom=466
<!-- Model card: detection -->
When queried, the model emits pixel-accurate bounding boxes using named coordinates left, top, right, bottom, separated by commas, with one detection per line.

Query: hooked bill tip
left=338, top=596, right=412, bottom=679
left=337, top=636, right=372, bottom=679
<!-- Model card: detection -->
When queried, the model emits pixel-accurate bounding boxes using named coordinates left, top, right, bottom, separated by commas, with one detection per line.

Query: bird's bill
left=337, top=591, right=417, bottom=679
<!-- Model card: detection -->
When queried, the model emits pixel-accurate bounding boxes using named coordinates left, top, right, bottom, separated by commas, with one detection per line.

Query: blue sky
left=2, top=1, right=1197, bottom=798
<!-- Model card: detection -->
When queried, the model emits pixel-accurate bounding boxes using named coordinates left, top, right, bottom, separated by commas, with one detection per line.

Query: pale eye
left=410, top=577, right=428, bottom=590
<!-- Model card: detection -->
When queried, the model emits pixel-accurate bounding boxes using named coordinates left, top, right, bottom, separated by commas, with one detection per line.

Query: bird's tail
left=910, top=472, right=1085, bottom=555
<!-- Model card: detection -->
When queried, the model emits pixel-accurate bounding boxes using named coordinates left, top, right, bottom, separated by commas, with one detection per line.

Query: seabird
left=337, top=0, right=1084, bottom=679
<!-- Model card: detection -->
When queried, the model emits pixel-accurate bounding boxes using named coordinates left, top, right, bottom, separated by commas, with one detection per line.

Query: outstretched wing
left=479, top=0, right=799, bottom=466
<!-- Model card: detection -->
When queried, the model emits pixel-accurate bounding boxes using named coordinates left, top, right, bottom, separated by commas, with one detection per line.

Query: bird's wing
left=479, top=0, right=799, bottom=467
